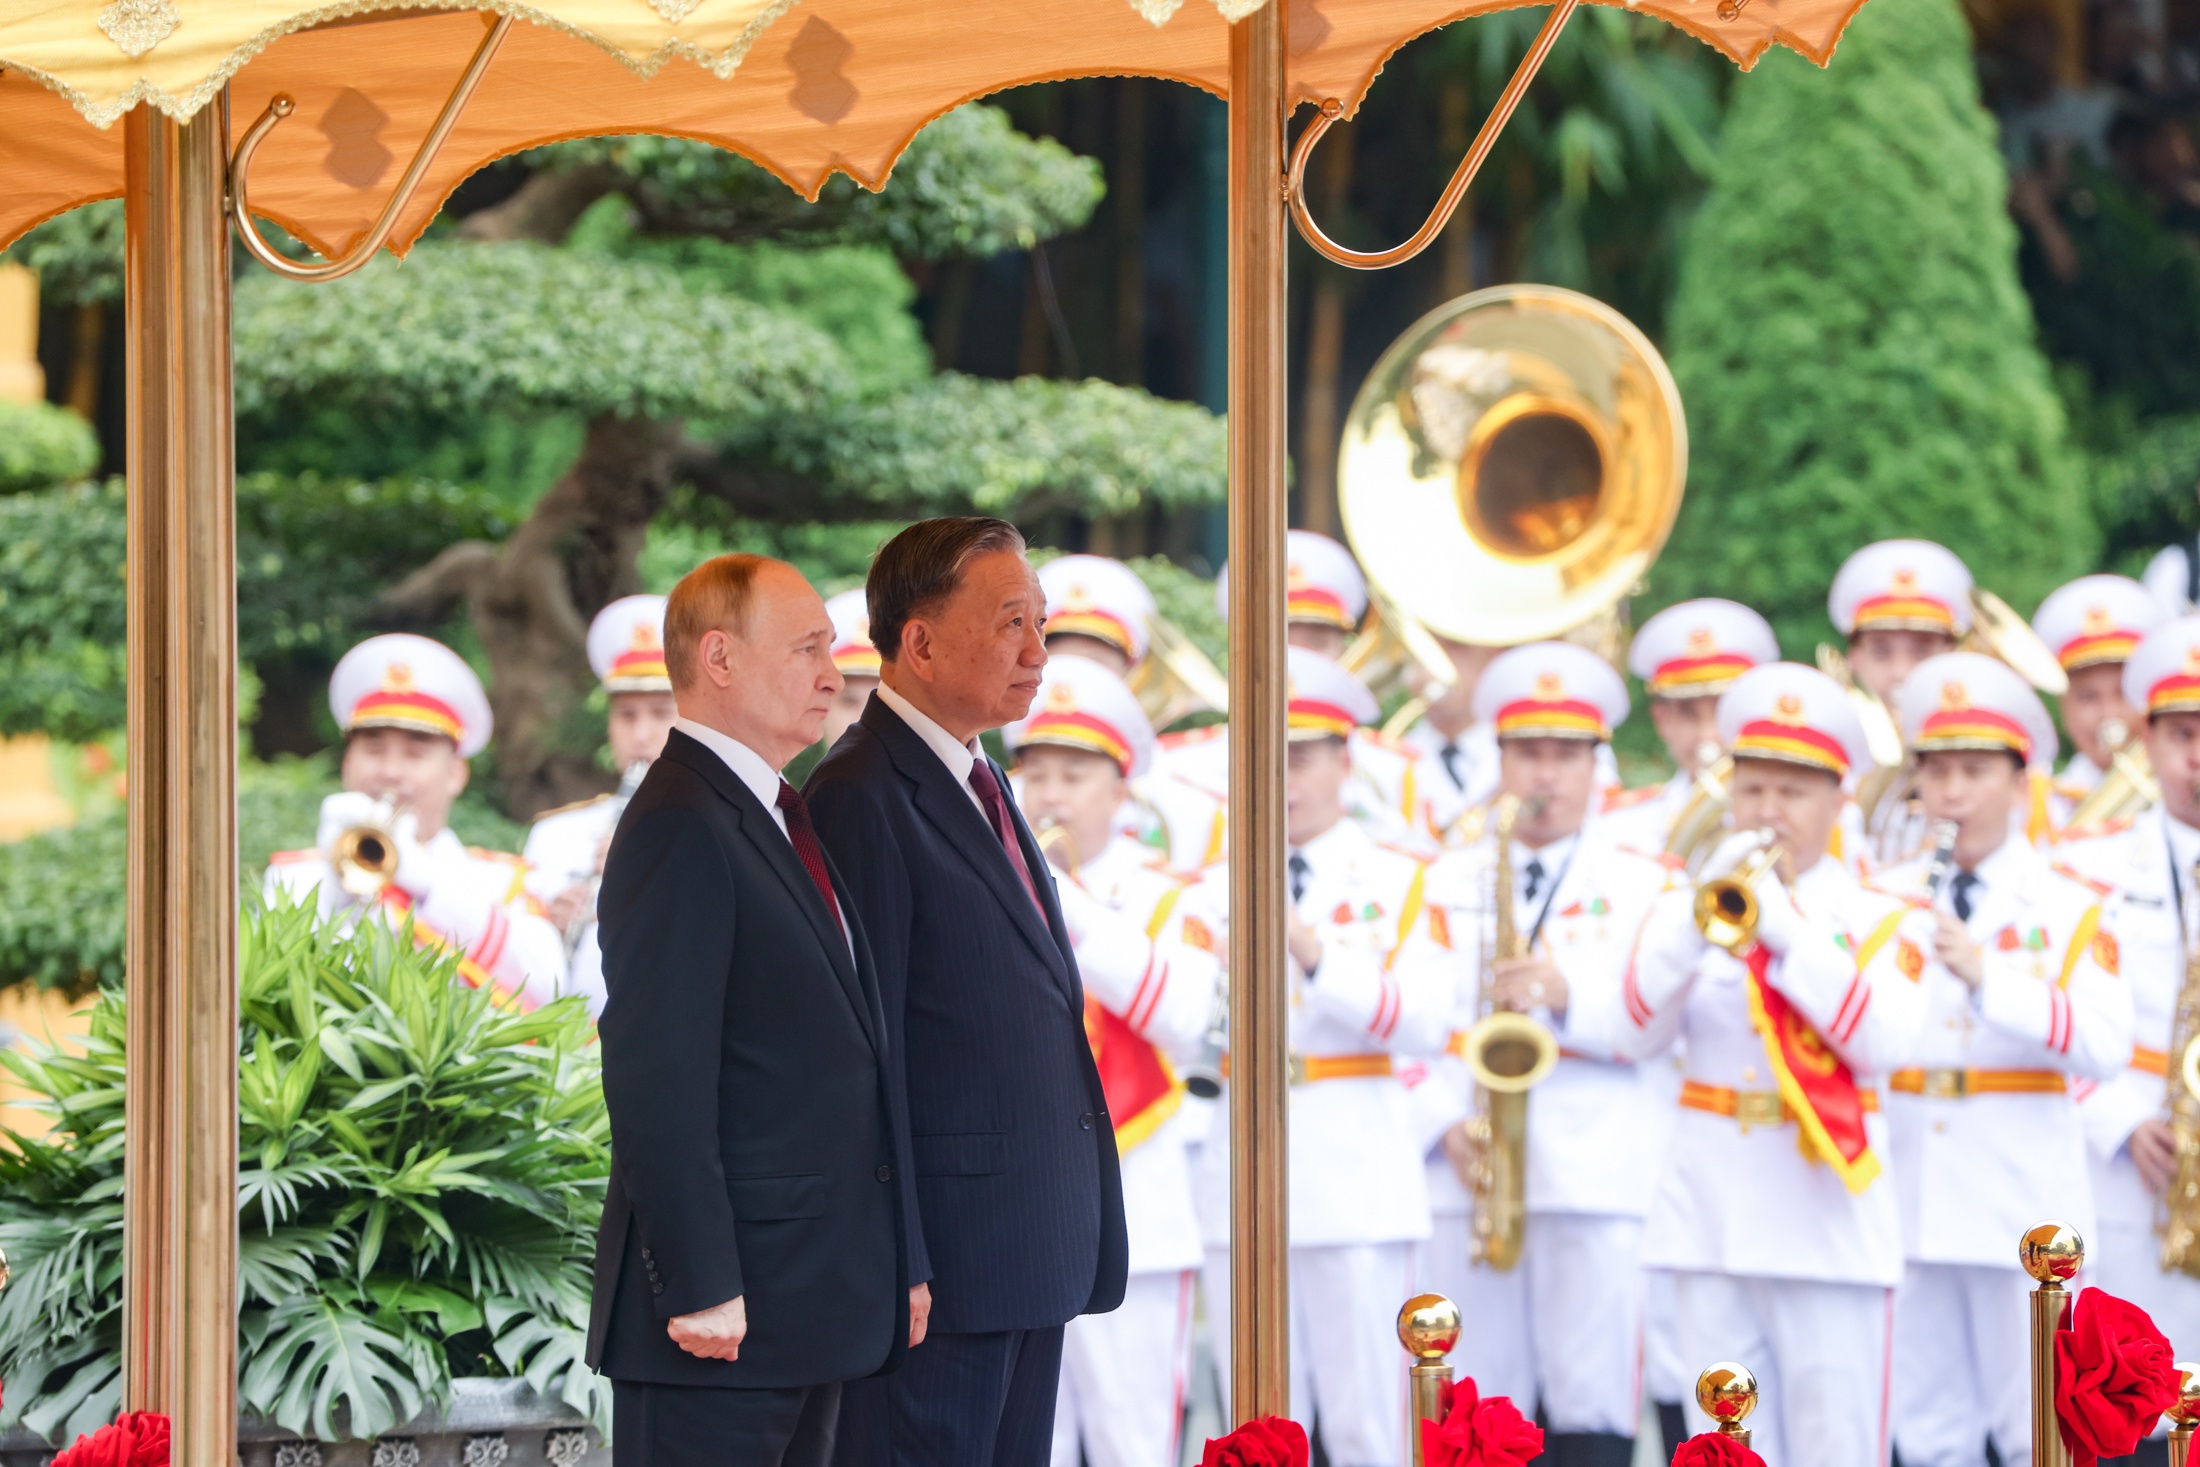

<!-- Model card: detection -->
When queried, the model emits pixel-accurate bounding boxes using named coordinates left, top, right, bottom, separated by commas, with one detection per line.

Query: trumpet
left=331, top=798, right=403, bottom=900
left=1693, top=829, right=1786, bottom=954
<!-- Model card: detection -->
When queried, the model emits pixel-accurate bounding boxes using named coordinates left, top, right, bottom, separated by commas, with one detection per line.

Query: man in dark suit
left=588, top=553, right=930, bottom=1467
left=806, top=517, right=1129, bottom=1467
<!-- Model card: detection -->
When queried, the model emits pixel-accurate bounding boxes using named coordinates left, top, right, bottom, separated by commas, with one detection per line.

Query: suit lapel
left=665, top=734, right=878, bottom=1051
left=863, top=699, right=1074, bottom=990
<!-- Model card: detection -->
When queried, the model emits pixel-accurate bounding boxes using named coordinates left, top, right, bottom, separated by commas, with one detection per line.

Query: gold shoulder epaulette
left=2053, top=814, right=2135, bottom=845
left=467, top=846, right=529, bottom=869
left=2049, top=861, right=2116, bottom=898
left=1600, top=783, right=1662, bottom=813
left=531, top=792, right=613, bottom=823
left=1158, top=724, right=1226, bottom=751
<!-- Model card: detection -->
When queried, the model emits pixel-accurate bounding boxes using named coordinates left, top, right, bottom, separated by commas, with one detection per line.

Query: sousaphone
left=1337, top=284, right=1687, bottom=652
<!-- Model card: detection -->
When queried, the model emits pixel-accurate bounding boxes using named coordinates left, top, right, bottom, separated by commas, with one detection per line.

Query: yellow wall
left=0, top=982, right=97, bottom=1141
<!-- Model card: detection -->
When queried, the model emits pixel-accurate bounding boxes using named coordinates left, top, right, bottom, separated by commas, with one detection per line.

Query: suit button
left=1079, top=1113, right=1095, bottom=1131
left=651, top=1283, right=664, bottom=1296
left=641, top=1248, right=653, bottom=1262
left=876, top=1165, right=894, bottom=1182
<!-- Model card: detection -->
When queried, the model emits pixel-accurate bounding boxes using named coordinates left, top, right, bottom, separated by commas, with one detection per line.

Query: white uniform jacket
left=1400, top=718, right=1498, bottom=842
left=1421, top=832, right=1677, bottom=1218
left=1622, top=857, right=1929, bottom=1285
left=1871, top=834, right=2132, bottom=1267
left=266, top=824, right=567, bottom=1012
left=1193, top=818, right=1454, bottom=1249
left=2051, top=752, right=2106, bottom=834
left=1055, top=833, right=1224, bottom=1275
left=2055, top=805, right=2186, bottom=1235
left=520, top=793, right=616, bottom=906
left=1138, top=725, right=1231, bottom=873
left=1595, top=772, right=1690, bottom=861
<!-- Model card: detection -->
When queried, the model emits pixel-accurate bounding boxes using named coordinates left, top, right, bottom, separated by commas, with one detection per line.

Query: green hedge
left=0, top=399, right=99, bottom=493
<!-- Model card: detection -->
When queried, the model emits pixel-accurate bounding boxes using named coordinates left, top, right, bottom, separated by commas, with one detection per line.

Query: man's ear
left=698, top=627, right=739, bottom=690
left=900, top=618, right=935, bottom=682
left=448, top=753, right=471, bottom=800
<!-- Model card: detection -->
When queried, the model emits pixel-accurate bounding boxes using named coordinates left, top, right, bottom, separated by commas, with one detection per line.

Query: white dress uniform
left=1401, top=717, right=1500, bottom=838
left=1004, top=657, right=1221, bottom=1467
left=1876, top=650, right=2133, bottom=1467
left=264, top=634, right=566, bottom=1012
left=1193, top=651, right=1454, bottom=1467
left=2031, top=574, right=2165, bottom=834
left=1408, top=640, right=1674, bottom=1442
left=1617, top=663, right=1931, bottom=1467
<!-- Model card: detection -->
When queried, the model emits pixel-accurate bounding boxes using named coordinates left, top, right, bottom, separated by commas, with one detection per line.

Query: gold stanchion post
left=2020, top=1222, right=2085, bottom=1467
left=1696, top=1363, right=1759, bottom=1447
left=2168, top=1362, right=2200, bottom=1467
left=121, top=100, right=239, bottom=1467
left=1397, top=1294, right=1462, bottom=1467
left=1225, top=0, right=1290, bottom=1426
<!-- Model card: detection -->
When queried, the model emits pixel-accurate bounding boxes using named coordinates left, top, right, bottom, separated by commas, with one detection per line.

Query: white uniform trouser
left=1051, top=1269, right=1197, bottom=1467
left=1645, top=1268, right=1688, bottom=1407
left=1671, top=1271, right=1894, bottom=1467
left=1203, top=1242, right=1411, bottom=1467
left=2095, top=1217, right=2200, bottom=1437
left=1891, top=1262, right=2033, bottom=1467
left=1414, top=1208, right=1644, bottom=1435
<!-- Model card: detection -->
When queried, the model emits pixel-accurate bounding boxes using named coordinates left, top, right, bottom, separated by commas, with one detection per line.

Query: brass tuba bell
left=1128, top=615, right=1231, bottom=730
left=1337, top=284, right=1686, bottom=649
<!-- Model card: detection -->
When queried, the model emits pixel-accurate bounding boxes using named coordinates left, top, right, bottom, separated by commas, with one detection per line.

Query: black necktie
left=1289, top=853, right=1310, bottom=903
left=1951, top=870, right=1980, bottom=922
left=1439, top=741, right=1465, bottom=792
left=1522, top=857, right=1546, bottom=906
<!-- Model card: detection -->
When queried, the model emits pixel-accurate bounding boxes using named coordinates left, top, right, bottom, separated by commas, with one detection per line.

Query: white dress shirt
left=875, top=681, right=988, bottom=816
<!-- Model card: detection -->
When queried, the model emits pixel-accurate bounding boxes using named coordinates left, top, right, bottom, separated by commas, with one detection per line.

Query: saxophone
left=2161, top=854, right=2200, bottom=1276
left=1460, top=794, right=1560, bottom=1271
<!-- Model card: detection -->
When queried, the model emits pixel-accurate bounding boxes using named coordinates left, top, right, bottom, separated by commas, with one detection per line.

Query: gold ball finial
left=1696, top=1363, right=1759, bottom=1428
left=1397, top=1294, right=1462, bottom=1360
left=2019, top=1222, right=2086, bottom=1283
left=2168, top=1364, right=2200, bottom=1426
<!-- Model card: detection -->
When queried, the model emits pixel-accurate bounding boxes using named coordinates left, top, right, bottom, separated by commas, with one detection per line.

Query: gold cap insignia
left=1686, top=627, right=1716, bottom=653
left=1939, top=679, right=1970, bottom=711
left=1533, top=671, right=1564, bottom=700
left=1773, top=692, right=1805, bottom=723
left=382, top=662, right=415, bottom=693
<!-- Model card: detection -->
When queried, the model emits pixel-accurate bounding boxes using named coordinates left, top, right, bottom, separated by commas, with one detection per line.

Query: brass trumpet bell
left=1693, top=834, right=1785, bottom=954
left=1460, top=1010, right=1561, bottom=1095
left=332, top=814, right=400, bottom=899
left=1338, top=285, right=1686, bottom=647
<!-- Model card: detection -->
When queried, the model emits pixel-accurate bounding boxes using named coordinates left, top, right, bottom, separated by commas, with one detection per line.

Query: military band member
left=1876, top=652, right=2133, bottom=1467
left=2029, top=574, right=2164, bottom=829
left=1396, top=633, right=1504, bottom=835
left=266, top=634, right=566, bottom=1011
left=1417, top=642, right=1674, bottom=1467
left=1194, top=647, right=1454, bottom=1467
left=1622, top=663, right=1930, bottom=1467
left=1829, top=540, right=1971, bottom=706
left=820, top=587, right=880, bottom=752
left=1601, top=599, right=1780, bottom=856
left=1004, top=658, right=1220, bottom=1467
left=2055, top=617, right=2200, bottom=1382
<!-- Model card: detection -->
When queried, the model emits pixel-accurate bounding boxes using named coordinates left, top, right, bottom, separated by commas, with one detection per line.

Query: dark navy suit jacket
left=804, top=693, right=1129, bottom=1335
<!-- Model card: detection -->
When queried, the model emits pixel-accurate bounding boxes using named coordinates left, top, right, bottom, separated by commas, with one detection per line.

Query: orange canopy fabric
left=0, top=0, right=1868, bottom=255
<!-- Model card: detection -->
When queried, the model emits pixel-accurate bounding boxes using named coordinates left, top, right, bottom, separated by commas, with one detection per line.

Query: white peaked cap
left=1895, top=651, right=2057, bottom=768
left=2122, top=615, right=2200, bottom=718
left=1039, top=554, right=1156, bottom=664
left=1717, top=662, right=1871, bottom=778
left=1628, top=599, right=1779, bottom=698
left=587, top=594, right=671, bottom=693
left=1285, top=645, right=1380, bottom=738
left=1472, top=640, right=1629, bottom=742
left=330, top=633, right=493, bottom=759
left=2030, top=574, right=2165, bottom=671
left=1828, top=539, right=1974, bottom=637
left=1004, top=655, right=1156, bottom=776
left=1215, top=529, right=1370, bottom=630
left=825, top=589, right=881, bottom=678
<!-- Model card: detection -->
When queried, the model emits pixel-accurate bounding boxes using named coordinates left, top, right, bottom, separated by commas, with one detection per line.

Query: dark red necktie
left=966, top=759, right=1044, bottom=914
left=776, top=780, right=844, bottom=934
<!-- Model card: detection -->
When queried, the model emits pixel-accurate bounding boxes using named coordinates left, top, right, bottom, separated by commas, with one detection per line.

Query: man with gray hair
left=806, top=517, right=1128, bottom=1467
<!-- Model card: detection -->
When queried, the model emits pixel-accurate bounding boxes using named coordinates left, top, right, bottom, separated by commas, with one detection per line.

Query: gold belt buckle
left=1287, top=1053, right=1309, bottom=1086
left=1922, top=1068, right=1968, bottom=1099
left=1734, top=1090, right=1786, bottom=1131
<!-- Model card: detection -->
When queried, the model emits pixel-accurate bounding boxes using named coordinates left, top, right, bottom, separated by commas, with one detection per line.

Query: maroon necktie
left=776, top=780, right=844, bottom=934
left=966, top=759, right=1044, bottom=914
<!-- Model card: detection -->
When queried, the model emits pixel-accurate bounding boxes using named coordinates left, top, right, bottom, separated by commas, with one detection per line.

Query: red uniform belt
left=1679, top=1079, right=1880, bottom=1129
left=1887, top=1067, right=2067, bottom=1098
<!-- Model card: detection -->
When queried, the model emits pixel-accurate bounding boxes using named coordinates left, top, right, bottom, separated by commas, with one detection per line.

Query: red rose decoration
left=1422, top=1377, right=1544, bottom=1467
left=2057, top=1287, right=2181, bottom=1467
left=1671, top=1433, right=1766, bottom=1467
left=1200, top=1416, right=1309, bottom=1467
left=50, top=1412, right=171, bottom=1467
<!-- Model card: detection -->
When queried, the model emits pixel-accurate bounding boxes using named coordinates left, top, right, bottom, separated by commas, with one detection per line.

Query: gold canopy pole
left=1226, top=0, right=1289, bottom=1424
left=121, top=102, right=238, bottom=1467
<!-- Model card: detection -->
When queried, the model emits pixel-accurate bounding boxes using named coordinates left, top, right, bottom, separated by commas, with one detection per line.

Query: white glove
left=389, top=810, right=438, bottom=898
left=315, top=791, right=386, bottom=856
left=1746, top=870, right=1801, bottom=956
left=1702, top=828, right=1772, bottom=880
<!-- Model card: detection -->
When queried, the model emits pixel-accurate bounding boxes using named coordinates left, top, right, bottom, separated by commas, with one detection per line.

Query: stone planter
left=0, top=1378, right=605, bottom=1467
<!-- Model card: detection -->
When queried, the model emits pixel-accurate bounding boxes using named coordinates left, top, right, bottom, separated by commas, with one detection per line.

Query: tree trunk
left=382, top=413, right=686, bottom=818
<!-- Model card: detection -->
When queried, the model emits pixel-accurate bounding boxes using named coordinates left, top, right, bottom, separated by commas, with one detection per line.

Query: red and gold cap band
left=1495, top=698, right=1609, bottom=742
left=2058, top=630, right=2142, bottom=671
left=1853, top=594, right=1958, bottom=634
left=1287, top=697, right=1359, bottom=740
left=1046, top=608, right=1138, bottom=659
left=833, top=642, right=882, bottom=677
left=1286, top=587, right=1356, bottom=630
left=1732, top=719, right=1850, bottom=777
left=350, top=689, right=465, bottom=743
left=1649, top=651, right=1755, bottom=697
left=605, top=646, right=671, bottom=689
left=1915, top=706, right=2032, bottom=759
left=1018, top=709, right=1134, bottom=772
left=2148, top=671, right=2200, bottom=717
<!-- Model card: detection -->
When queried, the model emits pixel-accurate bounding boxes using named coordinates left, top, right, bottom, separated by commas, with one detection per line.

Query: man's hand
left=1287, top=914, right=1323, bottom=976
left=1932, top=912, right=1983, bottom=990
left=2132, top=1118, right=2179, bottom=1197
left=908, top=1283, right=932, bottom=1348
left=667, top=1295, right=747, bottom=1361
left=547, top=883, right=592, bottom=933
left=1440, top=1118, right=1483, bottom=1190
left=1492, top=956, right=1567, bottom=1018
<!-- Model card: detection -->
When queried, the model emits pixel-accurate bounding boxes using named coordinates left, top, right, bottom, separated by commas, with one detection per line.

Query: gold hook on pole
left=1284, top=0, right=1582, bottom=271
left=227, top=11, right=515, bottom=283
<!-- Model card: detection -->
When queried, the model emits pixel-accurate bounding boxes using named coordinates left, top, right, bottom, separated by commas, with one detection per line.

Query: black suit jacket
left=803, top=694, right=1128, bottom=1335
left=586, top=728, right=911, bottom=1388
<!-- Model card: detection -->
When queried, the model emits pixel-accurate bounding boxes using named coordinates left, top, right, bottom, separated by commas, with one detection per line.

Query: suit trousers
left=1049, top=1270, right=1197, bottom=1467
left=612, top=1378, right=841, bottom=1467
left=1203, top=1241, right=1412, bottom=1467
left=1890, top=1262, right=2032, bottom=1467
left=1671, top=1270, right=1895, bottom=1467
left=833, top=1325, right=1066, bottom=1467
